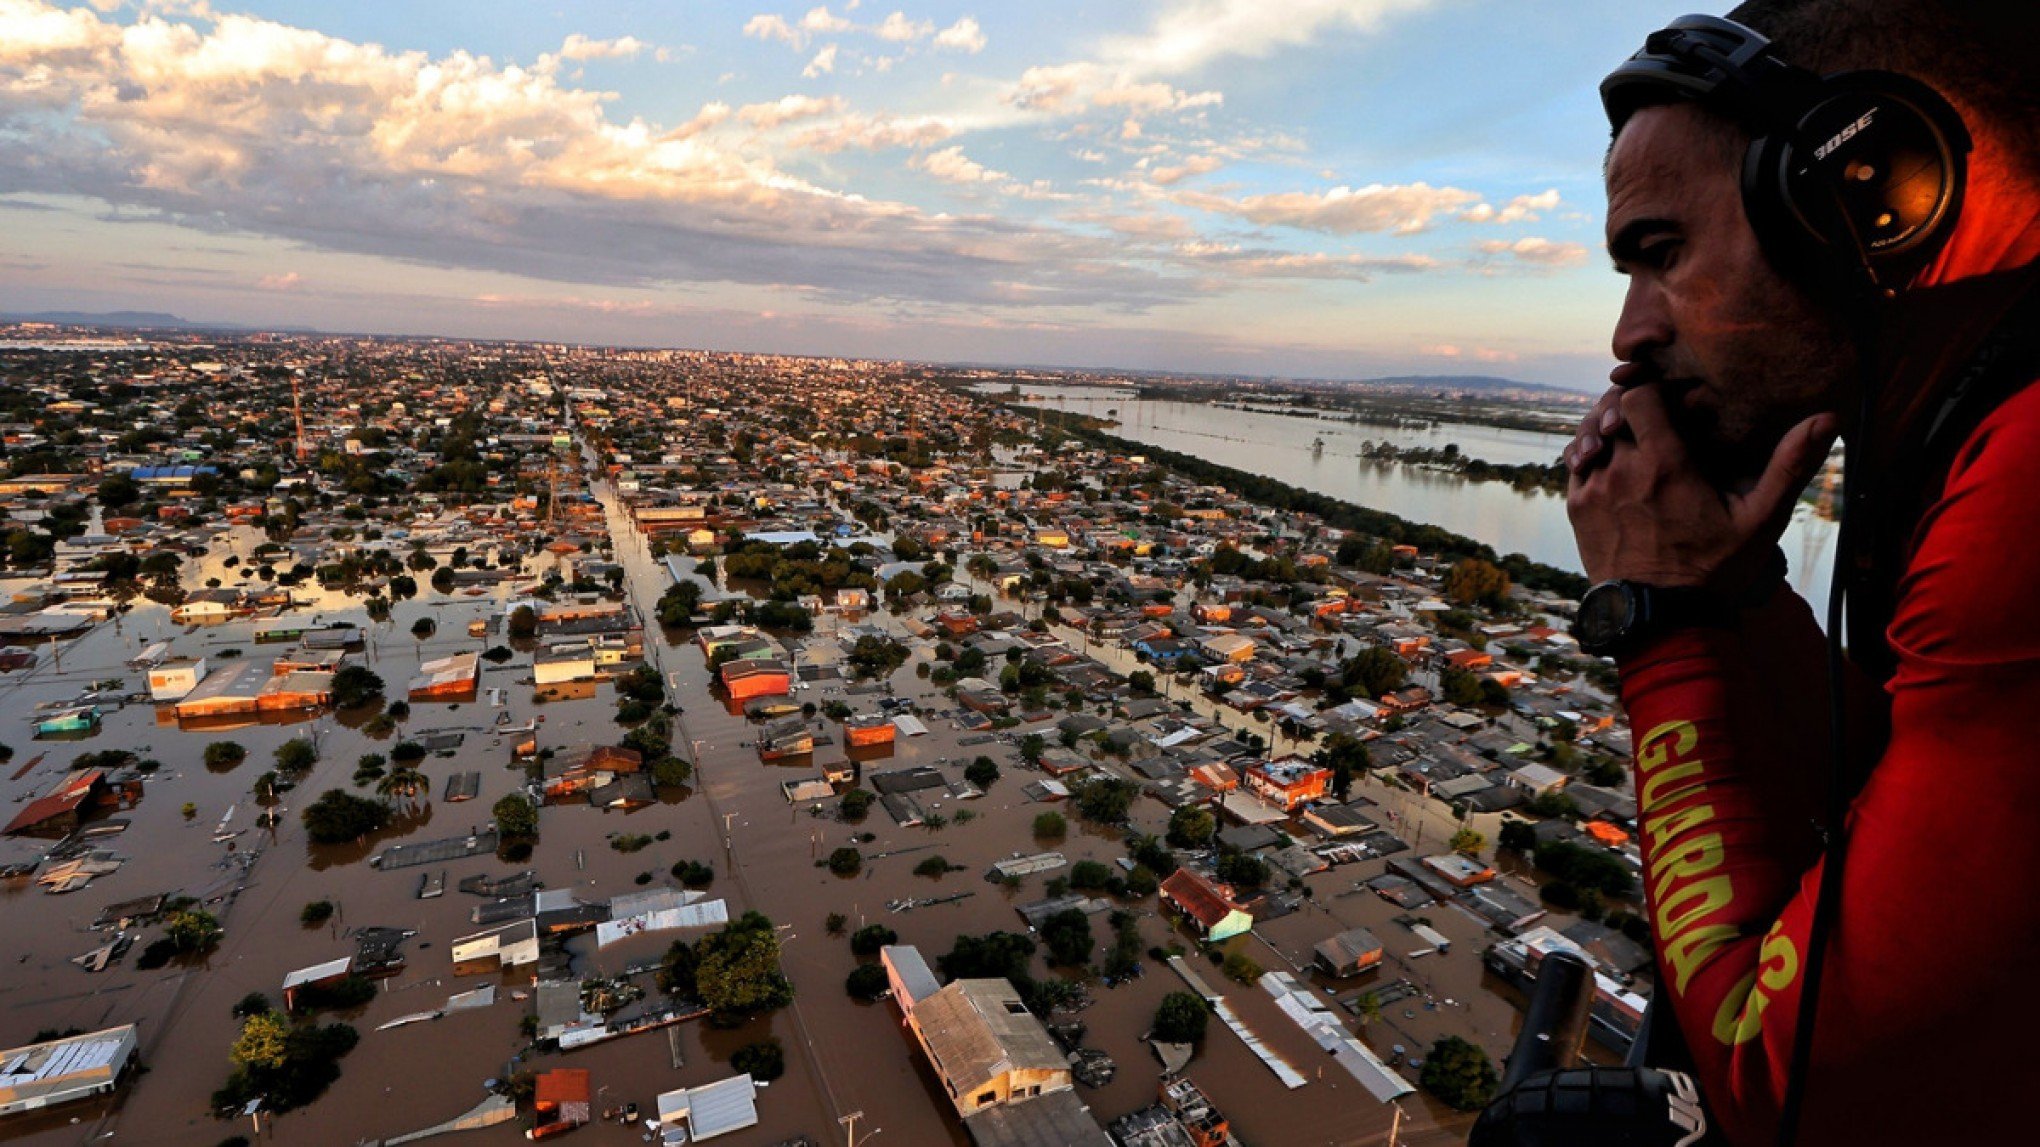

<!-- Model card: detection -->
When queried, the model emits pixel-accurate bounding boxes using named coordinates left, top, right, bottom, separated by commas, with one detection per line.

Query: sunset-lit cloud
left=0, top=0, right=1694, bottom=387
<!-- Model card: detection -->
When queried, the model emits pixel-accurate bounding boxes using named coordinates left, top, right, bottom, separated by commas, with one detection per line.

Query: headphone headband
left=1602, top=15, right=1820, bottom=132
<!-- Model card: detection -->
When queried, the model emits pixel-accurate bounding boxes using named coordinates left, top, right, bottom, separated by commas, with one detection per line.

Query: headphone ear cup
left=1740, top=130, right=1811, bottom=273
left=1739, top=72, right=1968, bottom=287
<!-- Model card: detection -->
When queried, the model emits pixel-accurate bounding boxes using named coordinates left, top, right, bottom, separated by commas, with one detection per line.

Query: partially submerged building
left=0, top=1025, right=139, bottom=1117
left=408, top=650, right=481, bottom=701
left=653, top=1074, right=759, bottom=1144
left=902, top=975, right=1107, bottom=1144
left=1158, top=868, right=1254, bottom=942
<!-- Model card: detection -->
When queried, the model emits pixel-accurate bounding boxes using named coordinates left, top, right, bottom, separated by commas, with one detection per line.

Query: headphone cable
left=1774, top=240, right=1885, bottom=1144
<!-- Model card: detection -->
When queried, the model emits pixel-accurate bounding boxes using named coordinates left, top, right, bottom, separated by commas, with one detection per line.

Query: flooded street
left=6, top=443, right=1502, bottom=1147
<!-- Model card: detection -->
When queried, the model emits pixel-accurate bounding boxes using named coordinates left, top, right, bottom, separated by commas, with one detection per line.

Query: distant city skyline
left=0, top=0, right=1694, bottom=389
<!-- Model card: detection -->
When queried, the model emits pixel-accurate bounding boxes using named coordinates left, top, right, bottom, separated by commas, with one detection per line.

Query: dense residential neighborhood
left=0, top=327, right=1650, bottom=1146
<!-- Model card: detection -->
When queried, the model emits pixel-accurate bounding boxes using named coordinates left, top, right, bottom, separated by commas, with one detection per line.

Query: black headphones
left=1601, top=13, right=1971, bottom=293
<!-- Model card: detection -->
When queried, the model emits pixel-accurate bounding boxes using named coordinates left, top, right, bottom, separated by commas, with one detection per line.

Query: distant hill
left=0, top=310, right=247, bottom=330
left=1333, top=374, right=1575, bottom=396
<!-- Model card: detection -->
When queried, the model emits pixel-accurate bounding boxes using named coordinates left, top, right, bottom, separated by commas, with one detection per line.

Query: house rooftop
left=913, top=978, right=1067, bottom=1099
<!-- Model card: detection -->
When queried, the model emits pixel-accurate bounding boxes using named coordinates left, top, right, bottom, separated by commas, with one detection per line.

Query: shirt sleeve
left=1614, top=382, right=2040, bottom=1145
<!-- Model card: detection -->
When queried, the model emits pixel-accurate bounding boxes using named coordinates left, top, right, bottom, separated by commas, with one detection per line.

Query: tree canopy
left=1152, top=991, right=1210, bottom=1043
left=693, top=912, right=794, bottom=1021
left=1421, top=1035, right=1499, bottom=1111
left=302, top=789, right=390, bottom=843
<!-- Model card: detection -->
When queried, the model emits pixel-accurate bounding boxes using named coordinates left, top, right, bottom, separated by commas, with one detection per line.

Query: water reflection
left=999, top=383, right=1840, bottom=618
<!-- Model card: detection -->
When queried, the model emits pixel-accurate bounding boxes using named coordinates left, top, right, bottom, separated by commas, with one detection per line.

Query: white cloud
left=1008, top=63, right=1094, bottom=114
left=932, top=16, right=986, bottom=53
left=737, top=93, right=847, bottom=128
left=997, top=1, right=1420, bottom=140
left=802, top=43, right=837, bottom=77
left=1176, top=242, right=1438, bottom=281
left=1007, top=63, right=1221, bottom=120
left=663, top=101, right=731, bottom=140
left=914, top=145, right=1005, bottom=184
left=257, top=270, right=302, bottom=291
left=790, top=112, right=954, bottom=152
left=1463, top=188, right=1561, bottom=224
left=1149, top=154, right=1223, bottom=185
left=876, top=11, right=932, bottom=42
left=1101, top=0, right=1432, bottom=78
left=559, top=33, right=645, bottom=61
left=1421, top=342, right=1516, bottom=361
left=742, top=13, right=796, bottom=43
left=1477, top=237, right=1588, bottom=266
left=1091, top=81, right=1222, bottom=114
left=800, top=5, right=852, bottom=35
left=1178, top=182, right=1482, bottom=235
left=1065, top=210, right=1195, bottom=242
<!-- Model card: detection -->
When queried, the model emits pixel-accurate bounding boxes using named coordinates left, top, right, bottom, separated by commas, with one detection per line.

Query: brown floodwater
left=0, top=477, right=1527, bottom=1147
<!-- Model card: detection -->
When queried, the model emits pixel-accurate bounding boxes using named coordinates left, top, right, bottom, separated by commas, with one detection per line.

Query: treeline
left=1358, top=440, right=1568, bottom=494
left=1047, top=421, right=1589, bottom=599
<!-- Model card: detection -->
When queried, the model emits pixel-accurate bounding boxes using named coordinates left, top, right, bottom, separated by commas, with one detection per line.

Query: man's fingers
left=1568, top=387, right=1626, bottom=474
left=1734, top=412, right=1841, bottom=536
left=1617, top=384, right=1687, bottom=461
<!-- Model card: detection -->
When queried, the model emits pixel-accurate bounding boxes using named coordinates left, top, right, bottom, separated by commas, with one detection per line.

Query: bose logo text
left=1813, top=109, right=1877, bottom=161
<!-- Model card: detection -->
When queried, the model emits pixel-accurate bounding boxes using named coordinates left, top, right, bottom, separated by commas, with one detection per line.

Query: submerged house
left=541, top=745, right=643, bottom=803
left=1158, top=868, right=1254, bottom=942
left=408, top=650, right=481, bottom=701
left=530, top=1069, right=592, bottom=1140
left=720, top=659, right=791, bottom=701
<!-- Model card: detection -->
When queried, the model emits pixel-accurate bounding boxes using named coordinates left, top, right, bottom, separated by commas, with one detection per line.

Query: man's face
left=1605, top=102, right=1855, bottom=483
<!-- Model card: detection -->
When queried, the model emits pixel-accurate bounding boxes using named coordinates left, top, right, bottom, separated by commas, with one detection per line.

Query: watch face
left=1576, top=582, right=1637, bottom=651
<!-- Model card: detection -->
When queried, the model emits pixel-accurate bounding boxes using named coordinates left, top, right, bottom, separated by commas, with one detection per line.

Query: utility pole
left=546, top=453, right=560, bottom=532
left=292, top=376, right=308, bottom=462
left=839, top=1110, right=880, bottom=1147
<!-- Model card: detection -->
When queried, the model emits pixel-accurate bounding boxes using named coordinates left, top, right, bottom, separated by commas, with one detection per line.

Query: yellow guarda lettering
left=1640, top=759, right=1708, bottom=808
left=1656, top=874, right=1735, bottom=940
left=1648, top=831, right=1725, bottom=903
left=1709, top=971, right=1761, bottom=1046
left=1663, top=922, right=1739, bottom=995
left=1709, top=922, right=1801, bottom=1045
left=1641, top=802, right=1716, bottom=852
left=1636, top=720, right=1698, bottom=771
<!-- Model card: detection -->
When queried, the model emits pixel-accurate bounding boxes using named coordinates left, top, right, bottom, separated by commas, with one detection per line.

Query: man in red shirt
left=1564, top=2, right=2038, bottom=1143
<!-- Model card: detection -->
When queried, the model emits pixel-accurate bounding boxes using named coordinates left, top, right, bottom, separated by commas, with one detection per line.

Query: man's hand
left=1563, top=382, right=1630, bottom=479
left=1566, top=383, right=1837, bottom=590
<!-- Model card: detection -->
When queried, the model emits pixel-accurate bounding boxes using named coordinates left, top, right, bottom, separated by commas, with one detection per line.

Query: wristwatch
left=1571, top=580, right=1731, bottom=658
left=1572, top=546, right=1788, bottom=658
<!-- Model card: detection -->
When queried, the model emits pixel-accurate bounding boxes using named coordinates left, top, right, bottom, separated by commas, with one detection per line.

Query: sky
left=0, top=0, right=1698, bottom=388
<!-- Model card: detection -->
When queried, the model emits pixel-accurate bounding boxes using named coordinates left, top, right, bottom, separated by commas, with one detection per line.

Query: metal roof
left=881, top=944, right=942, bottom=1011
left=913, top=979, right=1067, bottom=1098
left=281, top=956, right=353, bottom=989
left=657, top=1074, right=759, bottom=1141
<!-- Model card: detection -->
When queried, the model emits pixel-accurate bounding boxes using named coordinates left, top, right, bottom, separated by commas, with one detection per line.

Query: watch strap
left=1638, top=583, right=1736, bottom=632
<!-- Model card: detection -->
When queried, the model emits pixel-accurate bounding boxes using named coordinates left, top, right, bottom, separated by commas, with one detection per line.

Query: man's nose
left=1611, top=276, right=1672, bottom=372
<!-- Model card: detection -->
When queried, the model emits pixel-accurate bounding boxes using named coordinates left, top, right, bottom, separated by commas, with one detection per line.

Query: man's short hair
left=1727, top=0, right=2038, bottom=182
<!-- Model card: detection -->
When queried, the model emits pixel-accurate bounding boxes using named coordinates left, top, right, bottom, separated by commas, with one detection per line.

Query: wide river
left=988, top=383, right=1840, bottom=618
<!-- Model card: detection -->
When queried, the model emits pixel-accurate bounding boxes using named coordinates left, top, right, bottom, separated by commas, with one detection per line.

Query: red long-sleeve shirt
left=1619, top=369, right=2040, bottom=1143
left=1614, top=170, right=2040, bottom=1142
